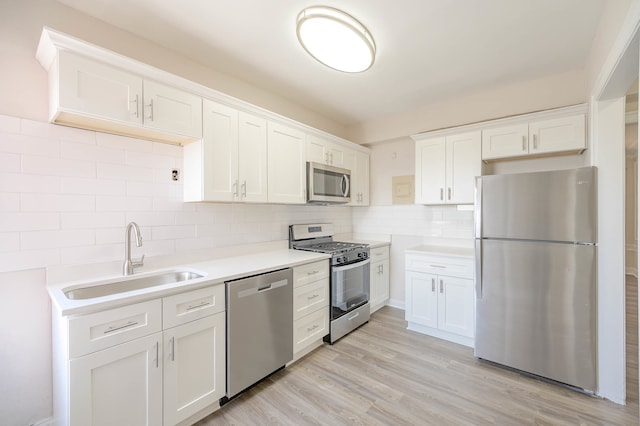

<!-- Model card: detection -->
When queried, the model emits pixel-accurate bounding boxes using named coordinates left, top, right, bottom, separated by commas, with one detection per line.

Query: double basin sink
left=64, top=270, right=204, bottom=300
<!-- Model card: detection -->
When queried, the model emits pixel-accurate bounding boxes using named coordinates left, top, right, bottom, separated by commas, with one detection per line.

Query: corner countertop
left=49, top=249, right=330, bottom=317
left=405, top=245, right=474, bottom=258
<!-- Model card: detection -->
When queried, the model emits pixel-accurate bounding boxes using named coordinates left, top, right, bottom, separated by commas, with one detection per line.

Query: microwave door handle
left=341, top=174, right=350, bottom=197
left=332, top=258, right=370, bottom=273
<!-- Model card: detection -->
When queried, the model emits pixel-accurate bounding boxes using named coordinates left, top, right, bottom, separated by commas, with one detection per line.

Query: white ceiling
left=55, top=0, right=604, bottom=127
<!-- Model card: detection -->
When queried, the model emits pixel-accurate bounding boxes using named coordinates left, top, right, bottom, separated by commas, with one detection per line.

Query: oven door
left=331, top=259, right=370, bottom=319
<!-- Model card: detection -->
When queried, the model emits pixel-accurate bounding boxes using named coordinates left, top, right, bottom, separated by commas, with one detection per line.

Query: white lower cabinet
left=405, top=252, right=475, bottom=347
left=369, top=245, right=390, bottom=313
left=55, top=285, right=226, bottom=426
left=292, top=260, right=330, bottom=361
left=69, top=332, right=163, bottom=426
left=163, top=312, right=225, bottom=426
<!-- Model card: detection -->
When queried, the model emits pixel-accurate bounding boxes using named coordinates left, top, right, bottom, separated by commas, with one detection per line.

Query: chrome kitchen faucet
left=123, top=221, right=145, bottom=276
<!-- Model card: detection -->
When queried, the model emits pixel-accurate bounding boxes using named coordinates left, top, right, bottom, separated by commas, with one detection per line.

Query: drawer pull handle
left=307, top=324, right=319, bottom=332
left=440, top=280, right=444, bottom=293
left=186, top=301, right=211, bottom=311
left=307, top=270, right=320, bottom=275
left=307, top=294, right=319, bottom=300
left=104, top=320, right=139, bottom=334
left=348, top=312, right=360, bottom=321
left=429, top=265, right=446, bottom=268
left=431, top=278, right=435, bottom=292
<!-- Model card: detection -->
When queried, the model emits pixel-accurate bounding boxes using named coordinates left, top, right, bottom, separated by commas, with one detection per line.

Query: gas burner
left=301, top=241, right=367, bottom=254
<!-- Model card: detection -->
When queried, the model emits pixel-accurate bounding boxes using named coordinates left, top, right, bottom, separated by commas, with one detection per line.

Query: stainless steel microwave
left=307, top=162, right=351, bottom=204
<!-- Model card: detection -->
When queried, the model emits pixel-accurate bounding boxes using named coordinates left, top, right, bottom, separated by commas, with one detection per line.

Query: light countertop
left=49, top=249, right=330, bottom=316
left=405, top=245, right=474, bottom=258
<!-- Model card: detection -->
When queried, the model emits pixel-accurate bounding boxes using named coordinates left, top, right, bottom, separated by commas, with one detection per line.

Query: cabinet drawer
left=370, top=246, right=389, bottom=260
left=69, top=299, right=162, bottom=358
left=294, top=307, right=329, bottom=355
left=163, top=284, right=225, bottom=329
left=294, top=260, right=329, bottom=288
left=294, top=279, right=329, bottom=320
left=405, top=254, right=474, bottom=279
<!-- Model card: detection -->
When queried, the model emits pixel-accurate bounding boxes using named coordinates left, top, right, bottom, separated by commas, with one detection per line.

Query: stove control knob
left=336, top=257, right=343, bottom=264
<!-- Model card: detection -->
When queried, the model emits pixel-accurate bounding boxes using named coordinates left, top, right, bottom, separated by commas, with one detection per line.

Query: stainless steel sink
left=64, top=270, right=204, bottom=300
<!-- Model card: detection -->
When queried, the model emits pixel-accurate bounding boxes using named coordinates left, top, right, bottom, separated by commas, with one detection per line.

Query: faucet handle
left=132, top=254, right=145, bottom=268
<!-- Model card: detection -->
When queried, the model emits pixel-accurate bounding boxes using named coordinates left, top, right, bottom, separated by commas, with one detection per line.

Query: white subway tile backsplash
left=97, top=163, right=154, bottom=182
left=20, top=193, right=95, bottom=212
left=61, top=141, right=126, bottom=164
left=20, top=229, right=95, bottom=250
left=0, top=152, right=20, bottom=173
left=0, top=232, right=20, bottom=252
left=0, top=115, right=20, bottom=134
left=61, top=244, right=121, bottom=265
left=0, top=173, right=61, bottom=194
left=153, top=142, right=182, bottom=157
left=126, top=150, right=176, bottom=169
left=61, top=212, right=125, bottom=229
left=0, top=133, right=60, bottom=157
left=95, top=228, right=128, bottom=245
left=151, top=225, right=196, bottom=240
left=0, top=193, right=20, bottom=211
left=22, top=155, right=95, bottom=178
left=0, top=213, right=60, bottom=232
left=96, top=195, right=153, bottom=212
left=96, top=132, right=152, bottom=152
left=62, top=177, right=126, bottom=195
left=125, top=211, right=176, bottom=227
left=0, top=248, right=60, bottom=272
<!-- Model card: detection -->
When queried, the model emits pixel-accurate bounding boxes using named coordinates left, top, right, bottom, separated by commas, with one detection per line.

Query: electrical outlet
left=171, top=169, right=180, bottom=181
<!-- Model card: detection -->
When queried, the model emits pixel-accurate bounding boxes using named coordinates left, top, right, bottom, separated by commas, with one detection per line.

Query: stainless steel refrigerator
left=474, top=166, right=597, bottom=391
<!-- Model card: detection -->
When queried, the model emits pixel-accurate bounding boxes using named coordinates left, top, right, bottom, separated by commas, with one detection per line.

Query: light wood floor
left=198, top=305, right=639, bottom=426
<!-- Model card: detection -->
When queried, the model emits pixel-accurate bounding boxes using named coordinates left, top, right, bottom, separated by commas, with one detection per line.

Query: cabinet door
left=437, top=276, right=474, bottom=338
left=481, top=124, right=528, bottom=160
left=405, top=271, right=438, bottom=328
left=327, top=143, right=345, bottom=167
left=529, top=114, right=585, bottom=155
left=143, top=80, right=202, bottom=138
left=58, top=50, right=143, bottom=126
left=163, top=312, right=225, bottom=426
left=238, top=112, right=268, bottom=202
left=69, top=333, right=162, bottom=426
left=267, top=122, right=306, bottom=204
left=306, top=134, right=328, bottom=164
left=446, top=131, right=481, bottom=204
left=415, top=137, right=446, bottom=204
left=370, top=258, right=390, bottom=312
left=202, top=100, right=239, bottom=202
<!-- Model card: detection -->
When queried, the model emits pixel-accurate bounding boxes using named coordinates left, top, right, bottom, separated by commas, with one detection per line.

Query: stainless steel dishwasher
left=223, top=268, right=293, bottom=401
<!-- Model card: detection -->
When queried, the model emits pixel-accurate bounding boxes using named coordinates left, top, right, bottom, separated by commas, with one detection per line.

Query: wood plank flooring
left=197, top=305, right=639, bottom=425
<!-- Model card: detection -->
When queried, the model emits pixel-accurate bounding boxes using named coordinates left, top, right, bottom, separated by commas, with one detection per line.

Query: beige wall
left=347, top=69, right=589, bottom=144
left=0, top=0, right=347, bottom=138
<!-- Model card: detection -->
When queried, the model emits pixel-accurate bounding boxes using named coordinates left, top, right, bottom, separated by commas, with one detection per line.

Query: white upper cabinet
left=415, top=131, right=481, bottom=205
left=184, top=100, right=267, bottom=203
left=58, top=50, right=143, bottom=127
left=142, top=80, right=202, bottom=138
left=345, top=149, right=370, bottom=206
left=53, top=50, right=202, bottom=144
left=482, top=113, right=585, bottom=161
left=306, top=134, right=346, bottom=167
left=268, top=122, right=307, bottom=204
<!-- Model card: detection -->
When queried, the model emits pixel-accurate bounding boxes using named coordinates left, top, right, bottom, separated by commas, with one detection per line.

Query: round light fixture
left=296, top=6, right=376, bottom=73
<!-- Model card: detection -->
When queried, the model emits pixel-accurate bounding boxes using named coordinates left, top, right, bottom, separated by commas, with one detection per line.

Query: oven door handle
left=332, top=258, right=370, bottom=272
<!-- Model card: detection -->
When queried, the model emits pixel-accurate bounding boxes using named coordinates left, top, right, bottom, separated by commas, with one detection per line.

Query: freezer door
left=475, top=239, right=596, bottom=391
left=477, top=167, right=596, bottom=243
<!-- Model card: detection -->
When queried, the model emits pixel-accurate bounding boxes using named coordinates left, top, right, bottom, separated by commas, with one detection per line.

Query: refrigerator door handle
left=475, top=239, right=482, bottom=299
left=474, top=176, right=482, bottom=239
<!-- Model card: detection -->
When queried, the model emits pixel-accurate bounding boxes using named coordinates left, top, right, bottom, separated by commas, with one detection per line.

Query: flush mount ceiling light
left=296, top=6, right=376, bottom=73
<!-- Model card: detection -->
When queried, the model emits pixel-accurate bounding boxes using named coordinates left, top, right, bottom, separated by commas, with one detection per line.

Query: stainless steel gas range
left=289, top=223, right=370, bottom=343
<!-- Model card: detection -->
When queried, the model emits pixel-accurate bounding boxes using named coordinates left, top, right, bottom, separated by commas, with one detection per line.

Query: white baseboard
left=387, top=298, right=405, bottom=310
left=30, top=417, right=54, bottom=426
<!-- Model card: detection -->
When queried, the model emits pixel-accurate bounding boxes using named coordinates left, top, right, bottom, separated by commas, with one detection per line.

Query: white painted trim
left=35, top=27, right=369, bottom=153
left=30, top=417, right=54, bottom=426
